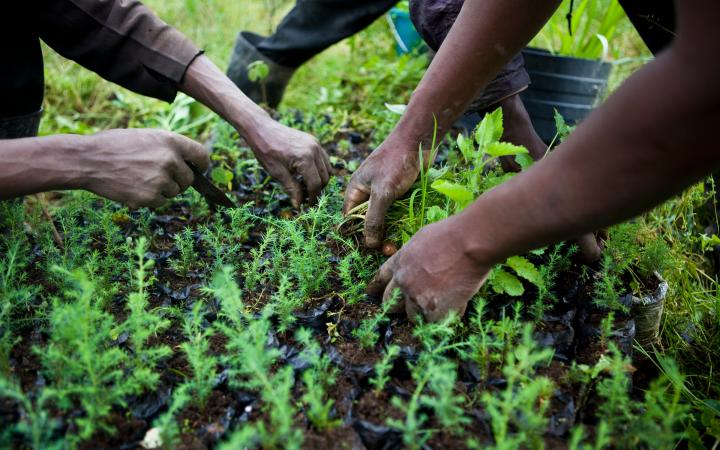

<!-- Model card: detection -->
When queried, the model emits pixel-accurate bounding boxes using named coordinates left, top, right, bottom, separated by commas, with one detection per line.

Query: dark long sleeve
left=38, top=0, right=203, bottom=102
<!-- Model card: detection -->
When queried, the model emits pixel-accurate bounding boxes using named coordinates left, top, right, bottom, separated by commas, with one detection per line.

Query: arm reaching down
left=37, top=0, right=330, bottom=206
left=0, top=129, right=209, bottom=208
left=179, top=56, right=331, bottom=206
left=344, top=0, right=561, bottom=246
left=368, top=0, right=720, bottom=321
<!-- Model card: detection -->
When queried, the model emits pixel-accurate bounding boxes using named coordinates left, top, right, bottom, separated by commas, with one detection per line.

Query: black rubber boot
left=226, top=31, right=296, bottom=108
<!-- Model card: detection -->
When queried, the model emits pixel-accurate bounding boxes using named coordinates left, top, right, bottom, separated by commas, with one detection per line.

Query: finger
left=300, top=161, right=323, bottom=204
left=342, top=177, right=370, bottom=215
left=320, top=147, right=333, bottom=177
left=367, top=258, right=394, bottom=298
left=172, top=162, right=195, bottom=192
left=174, top=134, right=211, bottom=172
left=364, top=190, right=393, bottom=248
left=161, top=181, right=181, bottom=199
left=145, top=194, right=166, bottom=209
left=405, top=296, right=424, bottom=323
left=314, top=150, right=329, bottom=186
left=275, top=167, right=303, bottom=208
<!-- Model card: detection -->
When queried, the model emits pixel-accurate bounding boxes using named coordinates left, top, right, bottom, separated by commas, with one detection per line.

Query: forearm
left=179, top=55, right=273, bottom=149
left=0, top=135, right=89, bottom=199
left=455, top=41, right=720, bottom=266
left=391, top=0, right=560, bottom=145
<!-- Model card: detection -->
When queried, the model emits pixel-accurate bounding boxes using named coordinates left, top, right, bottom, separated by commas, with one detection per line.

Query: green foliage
left=0, top=378, right=61, bottom=450
left=169, top=227, right=199, bottom=276
left=296, top=328, right=341, bottom=430
left=532, top=0, right=628, bottom=59
left=247, top=60, right=270, bottom=82
left=38, top=268, right=137, bottom=441
left=179, top=302, right=218, bottom=407
left=370, top=345, right=400, bottom=394
left=123, top=238, right=171, bottom=391
left=481, top=325, right=555, bottom=450
left=354, top=291, right=400, bottom=348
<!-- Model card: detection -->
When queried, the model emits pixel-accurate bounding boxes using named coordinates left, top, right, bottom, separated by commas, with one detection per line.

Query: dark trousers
left=252, top=0, right=398, bottom=68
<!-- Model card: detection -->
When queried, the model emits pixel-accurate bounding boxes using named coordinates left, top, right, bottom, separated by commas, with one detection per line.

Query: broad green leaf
left=489, top=268, right=524, bottom=297
left=506, top=256, right=543, bottom=287
left=456, top=133, right=475, bottom=163
left=431, top=180, right=474, bottom=209
left=210, top=167, right=234, bottom=186
left=486, top=142, right=529, bottom=158
left=514, top=153, right=535, bottom=170
left=553, top=109, right=574, bottom=143
left=474, top=108, right=504, bottom=150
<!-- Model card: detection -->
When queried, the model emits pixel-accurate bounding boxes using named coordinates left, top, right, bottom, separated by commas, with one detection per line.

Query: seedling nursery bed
left=0, top=124, right=673, bottom=450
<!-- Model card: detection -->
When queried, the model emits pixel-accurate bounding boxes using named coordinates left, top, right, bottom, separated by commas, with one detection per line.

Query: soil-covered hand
left=249, top=121, right=331, bottom=207
left=343, top=143, right=421, bottom=248
left=367, top=216, right=490, bottom=322
left=79, top=129, right=210, bottom=208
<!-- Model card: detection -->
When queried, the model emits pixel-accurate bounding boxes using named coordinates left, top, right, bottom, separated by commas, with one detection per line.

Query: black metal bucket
left=520, top=48, right=611, bottom=144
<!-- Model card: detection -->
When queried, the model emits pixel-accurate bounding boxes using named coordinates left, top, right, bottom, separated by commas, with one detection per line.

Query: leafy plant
left=531, top=0, right=628, bottom=59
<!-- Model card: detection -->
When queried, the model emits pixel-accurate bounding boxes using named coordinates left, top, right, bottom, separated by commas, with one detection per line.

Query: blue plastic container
left=387, top=8, right=425, bottom=54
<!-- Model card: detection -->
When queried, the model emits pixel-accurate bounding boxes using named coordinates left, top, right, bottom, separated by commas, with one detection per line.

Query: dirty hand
left=248, top=121, right=331, bottom=207
left=79, top=129, right=209, bottom=208
left=343, top=142, right=421, bottom=248
left=367, top=216, right=490, bottom=322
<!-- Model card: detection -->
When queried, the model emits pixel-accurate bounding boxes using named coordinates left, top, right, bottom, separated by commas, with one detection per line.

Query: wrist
left=449, top=205, right=505, bottom=269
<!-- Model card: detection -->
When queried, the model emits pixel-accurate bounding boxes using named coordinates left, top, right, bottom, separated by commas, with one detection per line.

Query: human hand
left=342, top=141, right=422, bottom=248
left=367, top=216, right=491, bottom=322
left=247, top=121, right=331, bottom=207
left=78, top=129, right=209, bottom=208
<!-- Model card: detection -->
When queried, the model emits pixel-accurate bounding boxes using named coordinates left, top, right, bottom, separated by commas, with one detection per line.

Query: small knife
left=186, top=161, right=237, bottom=208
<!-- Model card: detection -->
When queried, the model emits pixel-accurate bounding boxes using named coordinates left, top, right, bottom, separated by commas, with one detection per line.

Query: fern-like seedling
left=180, top=302, right=218, bottom=407
left=122, top=237, right=171, bottom=392
left=296, top=328, right=341, bottom=430
left=370, top=345, right=400, bottom=394
left=353, top=290, right=400, bottom=349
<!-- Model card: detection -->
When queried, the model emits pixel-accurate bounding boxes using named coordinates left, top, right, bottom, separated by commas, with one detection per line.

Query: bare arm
left=0, top=130, right=209, bottom=208
left=344, top=0, right=561, bottom=246
left=180, top=55, right=332, bottom=206
left=369, top=0, right=720, bottom=321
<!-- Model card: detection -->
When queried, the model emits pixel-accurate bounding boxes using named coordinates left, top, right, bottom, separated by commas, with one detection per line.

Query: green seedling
left=180, top=302, right=218, bottom=407
left=353, top=290, right=400, bottom=348
left=370, top=345, right=400, bottom=394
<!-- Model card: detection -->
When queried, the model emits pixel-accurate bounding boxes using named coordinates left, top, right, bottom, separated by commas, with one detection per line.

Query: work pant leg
left=254, top=0, right=398, bottom=67
left=0, top=5, right=44, bottom=138
left=409, top=0, right=530, bottom=112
